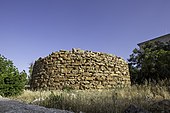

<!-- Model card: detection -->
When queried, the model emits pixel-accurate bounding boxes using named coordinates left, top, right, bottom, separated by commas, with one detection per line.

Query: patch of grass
left=11, top=84, right=170, bottom=113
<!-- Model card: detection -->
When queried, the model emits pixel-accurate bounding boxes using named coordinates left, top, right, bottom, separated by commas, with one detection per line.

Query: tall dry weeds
left=11, top=84, right=170, bottom=113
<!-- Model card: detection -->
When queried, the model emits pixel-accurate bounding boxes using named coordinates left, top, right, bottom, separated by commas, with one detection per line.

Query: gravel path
left=0, top=98, right=74, bottom=113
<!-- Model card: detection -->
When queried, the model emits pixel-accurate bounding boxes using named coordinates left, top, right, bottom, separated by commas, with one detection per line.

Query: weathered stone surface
left=30, top=48, right=130, bottom=90
left=149, top=99, right=170, bottom=113
left=123, top=104, right=150, bottom=113
left=123, top=100, right=170, bottom=113
left=0, top=98, right=73, bottom=113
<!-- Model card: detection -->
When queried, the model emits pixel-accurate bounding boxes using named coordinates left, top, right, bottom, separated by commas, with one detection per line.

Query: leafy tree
left=29, top=62, right=34, bottom=76
left=27, top=62, right=34, bottom=85
left=128, top=41, right=170, bottom=84
left=0, top=55, right=27, bottom=97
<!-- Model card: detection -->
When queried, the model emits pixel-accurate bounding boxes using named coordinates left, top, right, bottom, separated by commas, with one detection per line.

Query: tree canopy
left=128, top=41, right=170, bottom=84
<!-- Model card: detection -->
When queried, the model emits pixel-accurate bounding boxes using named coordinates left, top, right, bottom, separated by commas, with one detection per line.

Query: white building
left=138, top=34, right=170, bottom=49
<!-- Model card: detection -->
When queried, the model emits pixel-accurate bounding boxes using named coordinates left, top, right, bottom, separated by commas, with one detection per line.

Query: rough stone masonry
left=30, top=48, right=131, bottom=90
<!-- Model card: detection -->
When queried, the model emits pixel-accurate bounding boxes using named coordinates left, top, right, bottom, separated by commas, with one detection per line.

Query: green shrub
left=62, top=85, right=74, bottom=92
left=0, top=55, right=27, bottom=97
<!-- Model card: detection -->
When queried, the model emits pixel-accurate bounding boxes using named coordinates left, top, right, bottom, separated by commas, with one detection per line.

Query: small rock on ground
left=123, top=104, right=150, bottom=113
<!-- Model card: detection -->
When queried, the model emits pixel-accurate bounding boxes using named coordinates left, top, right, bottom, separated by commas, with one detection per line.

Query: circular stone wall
left=30, top=49, right=130, bottom=90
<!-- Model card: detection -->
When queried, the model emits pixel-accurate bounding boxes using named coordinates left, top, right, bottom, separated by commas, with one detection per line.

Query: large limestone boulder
left=0, top=98, right=73, bottom=113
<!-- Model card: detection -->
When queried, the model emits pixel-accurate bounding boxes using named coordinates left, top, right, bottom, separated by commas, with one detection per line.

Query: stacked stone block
left=30, top=48, right=130, bottom=90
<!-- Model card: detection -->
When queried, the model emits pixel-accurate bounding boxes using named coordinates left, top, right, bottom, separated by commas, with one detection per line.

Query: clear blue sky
left=0, top=0, right=170, bottom=73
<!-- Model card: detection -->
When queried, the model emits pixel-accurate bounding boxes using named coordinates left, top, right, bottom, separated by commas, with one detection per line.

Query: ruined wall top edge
left=36, top=48, right=126, bottom=63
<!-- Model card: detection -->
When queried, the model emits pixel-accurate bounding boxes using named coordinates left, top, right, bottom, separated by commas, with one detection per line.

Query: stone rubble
left=30, top=48, right=130, bottom=90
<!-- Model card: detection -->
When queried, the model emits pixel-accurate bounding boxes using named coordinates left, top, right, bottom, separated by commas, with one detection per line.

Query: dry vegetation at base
left=11, top=85, right=170, bottom=113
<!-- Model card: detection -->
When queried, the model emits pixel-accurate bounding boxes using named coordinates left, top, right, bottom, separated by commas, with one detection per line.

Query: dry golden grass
left=11, top=84, right=170, bottom=113
left=10, top=90, right=63, bottom=103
